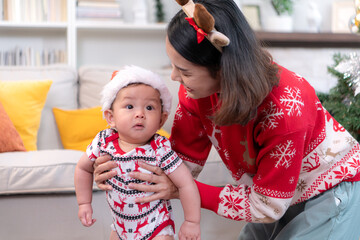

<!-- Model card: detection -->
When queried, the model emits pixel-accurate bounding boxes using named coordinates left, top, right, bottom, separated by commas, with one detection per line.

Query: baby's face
left=109, top=84, right=165, bottom=145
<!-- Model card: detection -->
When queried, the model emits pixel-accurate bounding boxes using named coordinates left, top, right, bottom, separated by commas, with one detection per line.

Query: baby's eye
left=146, top=106, right=154, bottom=110
left=126, top=105, right=133, bottom=109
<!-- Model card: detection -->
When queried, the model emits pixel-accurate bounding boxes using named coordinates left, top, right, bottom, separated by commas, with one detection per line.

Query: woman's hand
left=93, top=155, right=117, bottom=191
left=129, top=161, right=179, bottom=203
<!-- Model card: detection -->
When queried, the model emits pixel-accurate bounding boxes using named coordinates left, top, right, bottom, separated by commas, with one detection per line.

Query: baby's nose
left=135, top=110, right=145, bottom=118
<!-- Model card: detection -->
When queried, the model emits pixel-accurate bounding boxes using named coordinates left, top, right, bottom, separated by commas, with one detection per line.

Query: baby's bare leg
left=109, top=230, right=120, bottom=240
left=153, top=235, right=174, bottom=240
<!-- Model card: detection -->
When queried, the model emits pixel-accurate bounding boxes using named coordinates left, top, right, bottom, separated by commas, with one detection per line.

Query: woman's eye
left=126, top=105, right=133, bottom=109
left=180, top=71, right=190, bottom=77
left=146, top=106, right=153, bottom=110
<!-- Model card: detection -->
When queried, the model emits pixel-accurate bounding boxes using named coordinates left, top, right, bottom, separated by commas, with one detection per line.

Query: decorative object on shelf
left=242, top=5, right=262, bottom=31
left=306, top=2, right=322, bottom=33
left=317, top=53, right=360, bottom=141
left=262, top=0, right=294, bottom=32
left=270, top=0, right=294, bottom=15
left=154, top=0, right=165, bottom=23
left=331, top=1, right=356, bottom=33
left=133, top=0, right=148, bottom=24
left=349, top=0, right=360, bottom=34
left=293, top=0, right=321, bottom=33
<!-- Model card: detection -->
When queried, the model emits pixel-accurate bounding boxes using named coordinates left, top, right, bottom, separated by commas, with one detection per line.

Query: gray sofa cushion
left=0, top=150, right=89, bottom=194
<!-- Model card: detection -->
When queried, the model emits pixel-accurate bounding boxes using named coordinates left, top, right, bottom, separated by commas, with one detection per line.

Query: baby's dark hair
left=167, top=0, right=279, bottom=126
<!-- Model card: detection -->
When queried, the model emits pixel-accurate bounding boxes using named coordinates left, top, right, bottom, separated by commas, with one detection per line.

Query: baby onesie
left=87, top=128, right=182, bottom=240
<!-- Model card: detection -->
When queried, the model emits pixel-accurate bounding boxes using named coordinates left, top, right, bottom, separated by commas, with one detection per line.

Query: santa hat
left=101, top=65, right=172, bottom=114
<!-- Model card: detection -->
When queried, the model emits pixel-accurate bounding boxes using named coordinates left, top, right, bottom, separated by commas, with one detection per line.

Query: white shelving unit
left=0, top=0, right=171, bottom=69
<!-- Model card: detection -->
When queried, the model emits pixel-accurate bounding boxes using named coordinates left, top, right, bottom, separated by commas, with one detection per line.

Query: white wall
left=268, top=47, right=358, bottom=93
left=76, top=0, right=359, bottom=94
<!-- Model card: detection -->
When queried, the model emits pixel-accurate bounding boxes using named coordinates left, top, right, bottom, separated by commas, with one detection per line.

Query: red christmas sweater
left=170, top=65, right=360, bottom=223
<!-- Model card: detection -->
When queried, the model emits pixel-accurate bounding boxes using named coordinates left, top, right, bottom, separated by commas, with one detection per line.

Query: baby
left=74, top=65, right=201, bottom=240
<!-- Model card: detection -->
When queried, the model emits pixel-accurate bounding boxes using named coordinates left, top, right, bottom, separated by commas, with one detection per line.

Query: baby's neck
left=118, top=139, right=147, bottom=153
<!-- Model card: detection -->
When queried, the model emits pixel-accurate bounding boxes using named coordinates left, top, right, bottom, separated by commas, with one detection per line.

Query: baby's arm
left=74, top=153, right=96, bottom=227
left=168, top=163, right=201, bottom=240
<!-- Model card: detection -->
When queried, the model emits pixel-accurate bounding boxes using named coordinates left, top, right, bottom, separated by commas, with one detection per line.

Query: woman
left=93, top=0, right=360, bottom=239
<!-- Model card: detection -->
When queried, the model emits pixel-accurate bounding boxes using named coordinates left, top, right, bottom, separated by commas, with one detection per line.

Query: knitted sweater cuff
left=195, top=180, right=223, bottom=212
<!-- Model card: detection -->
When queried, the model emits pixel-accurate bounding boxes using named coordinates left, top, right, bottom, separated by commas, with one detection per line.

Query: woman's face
left=165, top=37, right=220, bottom=99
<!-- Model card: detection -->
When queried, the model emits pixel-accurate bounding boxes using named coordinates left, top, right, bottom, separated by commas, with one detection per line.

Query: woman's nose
left=170, top=68, right=181, bottom=82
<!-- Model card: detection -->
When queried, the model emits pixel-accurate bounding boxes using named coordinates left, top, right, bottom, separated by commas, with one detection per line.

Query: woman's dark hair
left=167, top=0, right=279, bottom=126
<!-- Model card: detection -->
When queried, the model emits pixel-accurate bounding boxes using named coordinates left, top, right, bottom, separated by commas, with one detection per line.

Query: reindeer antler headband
left=175, top=0, right=230, bottom=52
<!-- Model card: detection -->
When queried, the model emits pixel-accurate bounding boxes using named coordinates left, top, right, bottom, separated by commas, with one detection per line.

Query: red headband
left=185, top=17, right=208, bottom=43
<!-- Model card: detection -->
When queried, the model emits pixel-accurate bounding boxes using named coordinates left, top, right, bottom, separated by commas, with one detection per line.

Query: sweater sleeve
left=170, top=86, right=213, bottom=178
left=196, top=129, right=306, bottom=223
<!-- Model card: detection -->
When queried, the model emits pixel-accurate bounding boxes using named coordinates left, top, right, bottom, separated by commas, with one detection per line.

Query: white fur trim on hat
left=101, top=65, right=172, bottom=115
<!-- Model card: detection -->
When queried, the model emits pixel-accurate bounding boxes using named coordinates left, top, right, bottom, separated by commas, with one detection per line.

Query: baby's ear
left=194, top=4, right=215, bottom=33
left=159, top=112, right=169, bottom=128
left=104, top=109, right=116, bottom=128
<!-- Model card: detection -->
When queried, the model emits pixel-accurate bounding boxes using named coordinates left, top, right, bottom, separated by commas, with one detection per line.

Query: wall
left=157, top=0, right=359, bottom=94
left=268, top=47, right=358, bottom=93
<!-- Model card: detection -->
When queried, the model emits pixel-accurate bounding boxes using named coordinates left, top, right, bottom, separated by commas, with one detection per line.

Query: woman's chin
left=186, top=91, right=197, bottom=99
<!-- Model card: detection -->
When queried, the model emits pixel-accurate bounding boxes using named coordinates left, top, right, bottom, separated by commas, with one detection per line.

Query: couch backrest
left=0, top=65, right=78, bottom=150
left=78, top=65, right=179, bottom=134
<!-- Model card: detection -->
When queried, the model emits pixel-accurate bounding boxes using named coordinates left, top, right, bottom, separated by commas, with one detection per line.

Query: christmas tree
left=317, top=53, right=360, bottom=141
left=155, top=0, right=165, bottom=23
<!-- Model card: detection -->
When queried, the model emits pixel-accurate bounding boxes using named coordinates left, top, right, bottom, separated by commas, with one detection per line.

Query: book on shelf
left=77, top=0, right=122, bottom=20
left=2, top=0, right=67, bottom=23
left=77, top=1, right=120, bottom=8
left=77, top=8, right=122, bottom=19
left=0, top=47, right=66, bottom=66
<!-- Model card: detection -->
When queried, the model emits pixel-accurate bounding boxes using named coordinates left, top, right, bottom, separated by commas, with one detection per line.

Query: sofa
left=0, top=64, right=244, bottom=240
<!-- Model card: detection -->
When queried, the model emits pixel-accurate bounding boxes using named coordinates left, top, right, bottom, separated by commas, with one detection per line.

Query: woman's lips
left=184, top=86, right=193, bottom=92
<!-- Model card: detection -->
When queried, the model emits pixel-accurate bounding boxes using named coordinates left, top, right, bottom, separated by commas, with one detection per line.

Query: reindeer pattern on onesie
left=87, top=128, right=182, bottom=240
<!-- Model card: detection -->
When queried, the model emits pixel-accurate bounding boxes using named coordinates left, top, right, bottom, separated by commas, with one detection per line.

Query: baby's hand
left=78, top=203, right=96, bottom=227
left=178, top=220, right=201, bottom=240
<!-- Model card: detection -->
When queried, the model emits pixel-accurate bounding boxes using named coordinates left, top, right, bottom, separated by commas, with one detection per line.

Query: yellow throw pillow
left=53, top=106, right=171, bottom=152
left=0, top=80, right=52, bottom=151
left=157, top=128, right=170, bottom=139
left=53, top=106, right=109, bottom=152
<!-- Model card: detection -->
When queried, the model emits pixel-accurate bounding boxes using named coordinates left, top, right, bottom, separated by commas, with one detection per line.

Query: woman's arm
left=129, top=161, right=179, bottom=203
left=92, top=154, right=177, bottom=199
left=93, top=155, right=117, bottom=191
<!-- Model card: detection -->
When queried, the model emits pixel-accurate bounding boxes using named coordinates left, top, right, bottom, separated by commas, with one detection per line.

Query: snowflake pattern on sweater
left=87, top=129, right=182, bottom=239
left=170, top=65, right=360, bottom=223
